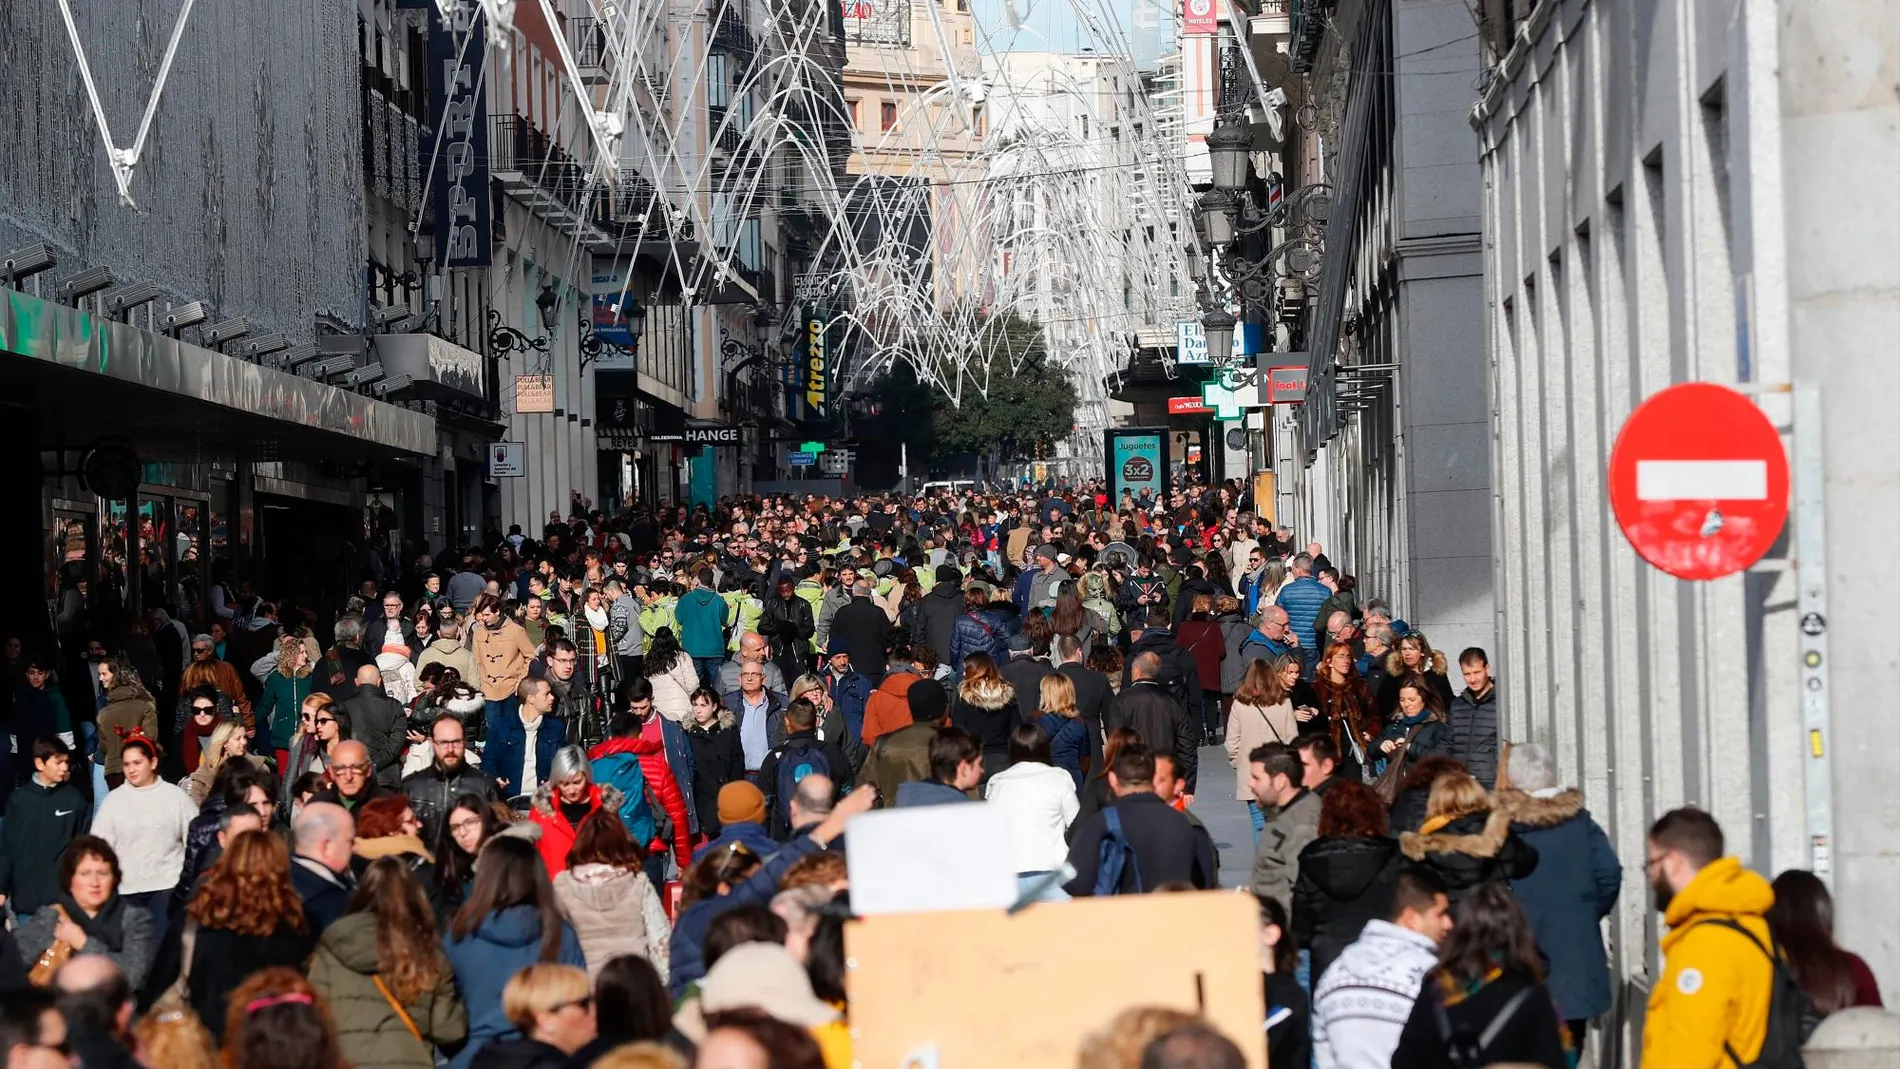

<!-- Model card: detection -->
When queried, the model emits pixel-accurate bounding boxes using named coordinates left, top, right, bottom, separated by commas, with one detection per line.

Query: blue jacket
left=669, top=835, right=821, bottom=998
left=674, top=588, right=730, bottom=659
left=1010, top=568, right=1037, bottom=615
left=894, top=780, right=974, bottom=807
left=1275, top=577, right=1331, bottom=649
left=444, top=906, right=586, bottom=1069
left=948, top=611, right=1008, bottom=676
left=290, top=861, right=354, bottom=936
left=822, top=668, right=873, bottom=743
left=1035, top=712, right=1086, bottom=790
left=1237, top=631, right=1293, bottom=667
left=485, top=714, right=566, bottom=798
left=1501, top=789, right=1622, bottom=1020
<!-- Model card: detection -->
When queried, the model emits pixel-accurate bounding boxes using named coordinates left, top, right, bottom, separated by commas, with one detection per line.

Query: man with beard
left=540, top=637, right=593, bottom=743
left=399, top=713, right=500, bottom=843
left=1640, top=807, right=1781, bottom=1069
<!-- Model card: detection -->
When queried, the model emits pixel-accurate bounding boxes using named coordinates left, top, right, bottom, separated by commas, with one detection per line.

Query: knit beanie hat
left=717, top=781, right=767, bottom=826
left=907, top=678, right=948, bottom=723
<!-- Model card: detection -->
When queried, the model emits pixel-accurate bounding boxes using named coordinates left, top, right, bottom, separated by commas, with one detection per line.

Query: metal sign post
left=1790, top=382, right=1833, bottom=880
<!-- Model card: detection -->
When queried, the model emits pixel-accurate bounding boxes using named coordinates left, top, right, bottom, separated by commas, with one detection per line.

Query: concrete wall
left=1474, top=0, right=1899, bottom=1037
left=0, top=0, right=364, bottom=337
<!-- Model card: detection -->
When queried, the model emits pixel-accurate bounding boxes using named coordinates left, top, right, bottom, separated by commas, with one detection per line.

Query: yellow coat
left=1641, top=857, right=1777, bottom=1069
left=811, top=1017, right=852, bottom=1069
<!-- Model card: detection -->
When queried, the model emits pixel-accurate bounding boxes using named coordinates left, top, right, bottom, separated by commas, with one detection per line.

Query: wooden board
left=844, top=891, right=1265, bottom=1069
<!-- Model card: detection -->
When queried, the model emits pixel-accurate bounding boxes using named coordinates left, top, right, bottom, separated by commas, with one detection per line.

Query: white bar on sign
left=1636, top=459, right=1769, bottom=501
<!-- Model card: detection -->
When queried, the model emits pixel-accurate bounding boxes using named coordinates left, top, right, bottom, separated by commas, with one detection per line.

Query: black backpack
left=1430, top=982, right=1534, bottom=1068
left=1691, top=918, right=1814, bottom=1069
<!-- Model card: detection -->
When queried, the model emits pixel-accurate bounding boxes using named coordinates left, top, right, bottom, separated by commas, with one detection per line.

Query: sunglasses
left=331, top=762, right=370, bottom=775
left=192, top=646, right=212, bottom=654
left=191, top=704, right=218, bottom=714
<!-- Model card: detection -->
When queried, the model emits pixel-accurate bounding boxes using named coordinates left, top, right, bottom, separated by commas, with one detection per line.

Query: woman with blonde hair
left=1031, top=673, right=1086, bottom=788
left=947, top=653, right=1018, bottom=783
left=1396, top=770, right=1537, bottom=902
left=257, top=632, right=317, bottom=770
left=184, top=718, right=264, bottom=806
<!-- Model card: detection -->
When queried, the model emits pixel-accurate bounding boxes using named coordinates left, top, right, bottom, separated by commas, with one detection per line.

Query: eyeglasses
left=192, top=704, right=218, bottom=714
left=331, top=762, right=370, bottom=775
left=548, top=996, right=593, bottom=1014
left=191, top=646, right=212, bottom=655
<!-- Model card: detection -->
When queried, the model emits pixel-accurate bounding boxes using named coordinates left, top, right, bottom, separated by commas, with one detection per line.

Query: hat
left=935, top=564, right=961, bottom=585
left=716, top=781, right=767, bottom=827
left=675, top=942, right=839, bottom=1042
left=1034, top=543, right=1060, bottom=562
left=906, top=678, right=948, bottom=722
left=825, top=637, right=852, bottom=657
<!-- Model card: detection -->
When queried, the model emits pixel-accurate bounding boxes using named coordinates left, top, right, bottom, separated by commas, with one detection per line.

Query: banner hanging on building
left=788, top=303, right=830, bottom=423
left=514, top=374, right=554, bottom=413
left=1183, top=0, right=1217, bottom=36
left=426, top=1, right=492, bottom=267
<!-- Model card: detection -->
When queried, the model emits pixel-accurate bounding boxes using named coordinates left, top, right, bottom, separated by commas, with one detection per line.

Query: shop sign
left=488, top=442, right=524, bottom=477
left=426, top=1, right=491, bottom=267
left=652, top=423, right=741, bottom=446
left=514, top=374, right=554, bottom=413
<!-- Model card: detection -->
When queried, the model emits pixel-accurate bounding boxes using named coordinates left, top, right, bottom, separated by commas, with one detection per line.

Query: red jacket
left=528, top=782, right=610, bottom=878
left=1176, top=619, right=1226, bottom=696
left=588, top=729, right=693, bottom=871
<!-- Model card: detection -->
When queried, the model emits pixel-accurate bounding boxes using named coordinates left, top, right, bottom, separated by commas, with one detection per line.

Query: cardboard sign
left=846, top=891, right=1265, bottom=1068
left=845, top=804, right=1018, bottom=916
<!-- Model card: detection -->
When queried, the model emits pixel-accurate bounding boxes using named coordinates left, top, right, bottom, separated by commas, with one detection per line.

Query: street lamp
left=1206, top=114, right=1252, bottom=193
left=489, top=285, right=563, bottom=355
left=1198, top=189, right=1238, bottom=246
left=1201, top=308, right=1236, bottom=364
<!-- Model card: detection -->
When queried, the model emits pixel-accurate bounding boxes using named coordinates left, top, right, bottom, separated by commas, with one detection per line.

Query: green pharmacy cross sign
left=1200, top=381, right=1246, bottom=421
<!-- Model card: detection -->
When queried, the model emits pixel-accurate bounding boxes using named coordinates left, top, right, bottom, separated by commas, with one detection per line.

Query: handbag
left=1372, top=723, right=1428, bottom=804
left=372, top=975, right=424, bottom=1043
left=28, top=939, right=74, bottom=987
left=151, top=922, right=203, bottom=1026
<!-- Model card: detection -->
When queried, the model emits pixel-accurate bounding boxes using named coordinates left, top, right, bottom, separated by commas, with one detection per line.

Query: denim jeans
left=123, top=889, right=173, bottom=947
left=692, top=656, right=723, bottom=689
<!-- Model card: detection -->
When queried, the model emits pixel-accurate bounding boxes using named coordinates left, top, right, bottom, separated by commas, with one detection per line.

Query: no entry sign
left=1608, top=382, right=1790, bottom=580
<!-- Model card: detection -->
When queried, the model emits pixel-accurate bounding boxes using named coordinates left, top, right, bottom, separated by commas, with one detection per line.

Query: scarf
left=58, top=893, right=126, bottom=953
left=584, top=605, right=610, bottom=633
left=181, top=714, right=219, bottom=772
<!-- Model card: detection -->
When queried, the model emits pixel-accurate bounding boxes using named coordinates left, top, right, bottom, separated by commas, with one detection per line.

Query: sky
left=965, top=0, right=1176, bottom=67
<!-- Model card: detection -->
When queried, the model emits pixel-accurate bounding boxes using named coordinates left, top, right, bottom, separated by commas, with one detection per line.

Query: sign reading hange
left=652, top=423, right=742, bottom=446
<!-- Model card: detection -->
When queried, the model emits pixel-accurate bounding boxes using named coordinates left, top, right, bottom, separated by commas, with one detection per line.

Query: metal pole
left=1792, top=382, right=1835, bottom=883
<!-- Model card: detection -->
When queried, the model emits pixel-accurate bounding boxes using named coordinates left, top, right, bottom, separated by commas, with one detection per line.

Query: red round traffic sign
left=1608, top=382, right=1790, bottom=580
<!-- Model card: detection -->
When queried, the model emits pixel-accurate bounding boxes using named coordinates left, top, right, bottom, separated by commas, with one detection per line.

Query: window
left=849, top=100, right=860, bottom=129
left=972, top=104, right=984, bottom=136
left=880, top=102, right=897, bottom=131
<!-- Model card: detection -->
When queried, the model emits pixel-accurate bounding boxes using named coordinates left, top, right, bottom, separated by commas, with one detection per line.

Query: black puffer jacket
left=1291, top=834, right=1404, bottom=983
left=169, top=793, right=230, bottom=921
left=1397, top=808, right=1538, bottom=903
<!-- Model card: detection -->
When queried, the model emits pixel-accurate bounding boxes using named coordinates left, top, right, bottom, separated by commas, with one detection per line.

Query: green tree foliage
left=855, top=315, right=1078, bottom=462
left=932, top=315, right=1077, bottom=459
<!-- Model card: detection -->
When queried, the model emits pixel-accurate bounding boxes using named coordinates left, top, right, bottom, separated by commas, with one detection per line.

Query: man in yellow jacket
left=1642, top=807, right=1777, bottom=1068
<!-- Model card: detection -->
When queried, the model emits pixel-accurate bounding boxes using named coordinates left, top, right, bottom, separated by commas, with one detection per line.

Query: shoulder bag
left=1371, top=723, right=1427, bottom=804
left=373, top=974, right=425, bottom=1043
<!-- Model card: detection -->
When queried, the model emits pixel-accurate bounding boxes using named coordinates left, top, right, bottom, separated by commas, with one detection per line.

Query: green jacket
left=856, top=721, right=940, bottom=807
left=258, top=670, right=313, bottom=750
left=637, top=597, right=679, bottom=652
left=794, top=580, right=826, bottom=653
left=724, top=592, right=763, bottom=652
left=306, top=912, right=467, bottom=1069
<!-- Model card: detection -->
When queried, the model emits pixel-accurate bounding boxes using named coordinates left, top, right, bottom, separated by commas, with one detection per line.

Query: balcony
left=707, top=106, right=744, bottom=155
left=711, top=6, right=753, bottom=56
left=491, top=114, right=609, bottom=243
left=569, top=17, right=612, bottom=85
left=1289, top=0, right=1333, bottom=73
left=590, top=171, right=699, bottom=258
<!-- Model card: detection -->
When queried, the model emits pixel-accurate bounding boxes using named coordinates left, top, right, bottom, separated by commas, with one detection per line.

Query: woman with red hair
left=145, top=830, right=316, bottom=1042
left=1290, top=780, right=1403, bottom=985
left=351, top=796, right=445, bottom=916
left=1312, top=640, right=1375, bottom=781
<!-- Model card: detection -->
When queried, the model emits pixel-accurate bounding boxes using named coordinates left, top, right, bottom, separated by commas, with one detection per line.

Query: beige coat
left=468, top=619, right=536, bottom=701
left=1224, top=699, right=1301, bottom=800
left=415, top=639, right=480, bottom=688
left=551, top=863, right=671, bottom=984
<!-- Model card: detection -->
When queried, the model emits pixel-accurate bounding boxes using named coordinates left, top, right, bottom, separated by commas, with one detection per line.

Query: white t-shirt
left=519, top=714, right=544, bottom=796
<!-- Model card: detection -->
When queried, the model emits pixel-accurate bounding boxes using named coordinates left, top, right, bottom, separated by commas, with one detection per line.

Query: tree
left=932, top=315, right=1077, bottom=461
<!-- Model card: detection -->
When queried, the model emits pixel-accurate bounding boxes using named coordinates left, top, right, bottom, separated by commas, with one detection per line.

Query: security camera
left=2, top=243, right=56, bottom=286
left=202, top=317, right=252, bottom=347
left=160, top=301, right=210, bottom=335
left=56, top=266, right=114, bottom=305
left=105, top=281, right=162, bottom=319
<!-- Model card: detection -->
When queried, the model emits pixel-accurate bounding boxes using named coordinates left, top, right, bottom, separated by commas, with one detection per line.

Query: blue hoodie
left=443, top=906, right=585, bottom=1069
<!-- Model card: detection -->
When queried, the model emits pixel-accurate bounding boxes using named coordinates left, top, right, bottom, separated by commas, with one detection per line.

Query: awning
left=0, top=289, right=436, bottom=457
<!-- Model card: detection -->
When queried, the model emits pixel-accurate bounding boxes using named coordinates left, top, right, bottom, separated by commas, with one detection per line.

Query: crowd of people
left=0, top=479, right=1885, bottom=1069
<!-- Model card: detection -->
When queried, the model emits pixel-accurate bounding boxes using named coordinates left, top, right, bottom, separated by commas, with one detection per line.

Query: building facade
left=1476, top=0, right=1898, bottom=1018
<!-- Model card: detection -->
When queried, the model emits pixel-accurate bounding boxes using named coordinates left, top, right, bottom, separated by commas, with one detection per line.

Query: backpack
left=1691, top=918, right=1815, bottom=1069
left=1430, top=982, right=1535, bottom=1068
left=1093, top=807, right=1141, bottom=896
left=598, top=754, right=659, bottom=849
left=772, top=742, right=833, bottom=830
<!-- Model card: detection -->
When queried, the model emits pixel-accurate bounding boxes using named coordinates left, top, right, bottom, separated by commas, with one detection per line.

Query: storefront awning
left=0, top=289, right=435, bottom=457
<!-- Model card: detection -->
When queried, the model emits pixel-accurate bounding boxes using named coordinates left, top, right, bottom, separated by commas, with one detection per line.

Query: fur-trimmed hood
left=442, top=686, right=486, bottom=717
left=1386, top=648, right=1448, bottom=677
left=956, top=674, right=1016, bottom=711
left=529, top=780, right=625, bottom=821
left=1495, top=787, right=1584, bottom=829
left=1398, top=806, right=1512, bottom=861
left=686, top=706, right=737, bottom=732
